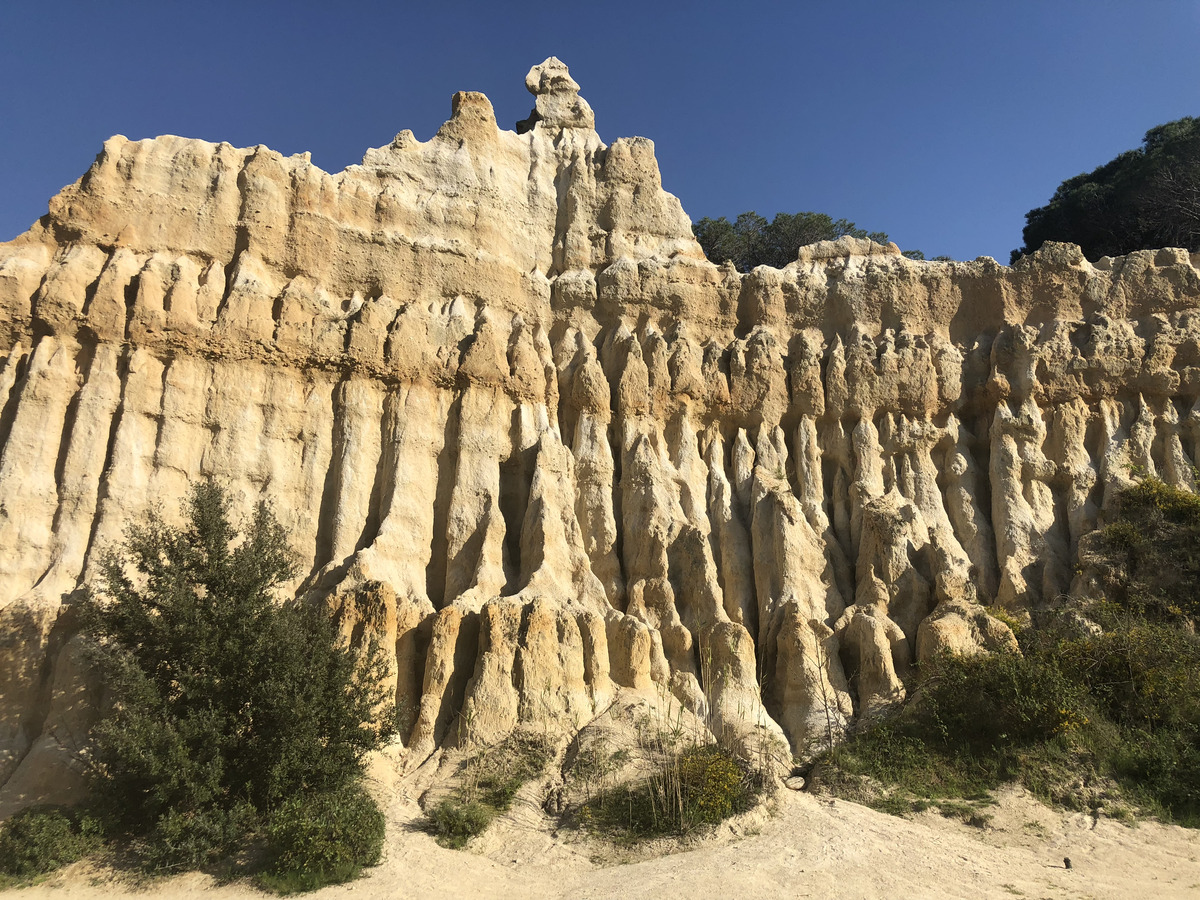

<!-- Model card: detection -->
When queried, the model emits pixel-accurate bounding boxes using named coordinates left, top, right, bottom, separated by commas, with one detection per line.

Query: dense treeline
left=1014, top=116, right=1200, bottom=262
left=696, top=116, right=1200, bottom=270
left=692, top=210, right=936, bottom=271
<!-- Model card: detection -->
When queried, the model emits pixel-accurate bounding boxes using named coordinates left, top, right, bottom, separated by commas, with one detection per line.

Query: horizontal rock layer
left=2, top=58, right=1200, bottom=811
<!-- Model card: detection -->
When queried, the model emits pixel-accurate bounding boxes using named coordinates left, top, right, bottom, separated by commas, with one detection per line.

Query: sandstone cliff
left=3, top=58, right=1200, bottom=814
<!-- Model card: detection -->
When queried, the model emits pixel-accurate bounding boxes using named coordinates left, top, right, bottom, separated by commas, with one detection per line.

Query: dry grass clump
left=425, top=733, right=554, bottom=848
left=567, top=703, right=767, bottom=844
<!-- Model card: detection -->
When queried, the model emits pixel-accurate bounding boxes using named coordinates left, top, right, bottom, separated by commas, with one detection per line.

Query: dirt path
left=9, top=785, right=1195, bottom=899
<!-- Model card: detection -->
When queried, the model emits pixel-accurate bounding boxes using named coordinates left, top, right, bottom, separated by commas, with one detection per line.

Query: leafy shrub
left=81, top=482, right=394, bottom=876
left=0, top=806, right=102, bottom=881
left=261, top=786, right=385, bottom=894
left=1096, top=476, right=1200, bottom=626
left=675, top=745, right=759, bottom=824
left=137, top=802, right=257, bottom=872
left=1055, top=622, right=1200, bottom=731
left=425, top=799, right=495, bottom=850
left=921, top=648, right=1090, bottom=750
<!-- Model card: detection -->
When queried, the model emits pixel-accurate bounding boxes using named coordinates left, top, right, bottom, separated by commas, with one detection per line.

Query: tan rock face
left=3, top=59, right=1200, bottom=806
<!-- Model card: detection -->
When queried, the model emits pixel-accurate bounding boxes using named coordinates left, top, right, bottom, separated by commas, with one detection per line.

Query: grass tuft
left=424, top=733, right=553, bottom=848
left=575, top=743, right=764, bottom=843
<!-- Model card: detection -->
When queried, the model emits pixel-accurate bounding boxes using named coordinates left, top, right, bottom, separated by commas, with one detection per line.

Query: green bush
left=261, top=786, right=385, bottom=894
left=813, top=480, right=1200, bottom=827
left=81, top=482, right=395, bottom=877
left=920, top=648, right=1090, bottom=751
left=1096, top=476, right=1200, bottom=626
left=675, top=744, right=759, bottom=825
left=138, top=802, right=257, bottom=872
left=817, top=635, right=1200, bottom=823
left=425, top=798, right=495, bottom=850
left=0, top=806, right=102, bottom=881
left=1056, top=622, right=1200, bottom=731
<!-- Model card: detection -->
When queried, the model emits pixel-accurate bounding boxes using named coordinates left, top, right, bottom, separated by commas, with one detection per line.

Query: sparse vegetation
left=566, top=699, right=768, bottom=845
left=426, top=701, right=767, bottom=851
left=568, top=741, right=631, bottom=792
left=78, top=481, right=394, bottom=889
left=0, top=806, right=103, bottom=884
left=812, top=475, right=1200, bottom=828
left=425, top=732, right=553, bottom=848
left=576, top=741, right=763, bottom=842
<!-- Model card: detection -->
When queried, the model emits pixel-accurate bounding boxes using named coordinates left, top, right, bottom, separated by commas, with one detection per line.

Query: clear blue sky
left=2, top=0, right=1198, bottom=261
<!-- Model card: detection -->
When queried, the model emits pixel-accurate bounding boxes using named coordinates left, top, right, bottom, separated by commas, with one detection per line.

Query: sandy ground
left=7, top=773, right=1197, bottom=900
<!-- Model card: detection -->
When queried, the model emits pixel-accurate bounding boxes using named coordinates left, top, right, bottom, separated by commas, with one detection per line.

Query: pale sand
left=8, top=779, right=1197, bottom=900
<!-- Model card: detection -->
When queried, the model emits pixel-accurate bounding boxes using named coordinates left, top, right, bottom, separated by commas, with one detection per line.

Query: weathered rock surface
left=3, top=59, right=1200, bottom=811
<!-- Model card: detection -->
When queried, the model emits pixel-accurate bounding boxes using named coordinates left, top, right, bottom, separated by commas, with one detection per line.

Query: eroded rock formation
left=3, top=58, right=1200, bottom=813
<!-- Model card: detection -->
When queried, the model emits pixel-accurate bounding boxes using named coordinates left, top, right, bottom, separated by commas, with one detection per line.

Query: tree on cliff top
left=81, top=482, right=393, bottom=883
left=693, top=210, right=927, bottom=271
left=1013, top=116, right=1200, bottom=263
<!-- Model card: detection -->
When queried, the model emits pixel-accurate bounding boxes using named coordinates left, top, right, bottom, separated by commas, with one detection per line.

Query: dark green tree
left=692, top=210, right=916, bottom=271
left=1013, top=116, right=1200, bottom=263
left=81, top=482, right=394, bottom=873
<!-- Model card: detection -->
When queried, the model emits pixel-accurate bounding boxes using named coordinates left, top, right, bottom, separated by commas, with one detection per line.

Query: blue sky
left=2, top=1, right=1198, bottom=261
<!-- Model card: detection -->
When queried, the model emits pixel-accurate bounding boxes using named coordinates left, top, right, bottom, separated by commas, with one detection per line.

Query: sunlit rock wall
left=3, top=58, right=1200, bottom=813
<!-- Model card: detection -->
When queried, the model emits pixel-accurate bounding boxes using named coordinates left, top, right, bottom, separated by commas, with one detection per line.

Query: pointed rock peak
left=517, top=57, right=595, bottom=133
left=451, top=90, right=497, bottom=127
left=526, top=56, right=580, bottom=95
left=436, top=90, right=499, bottom=144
